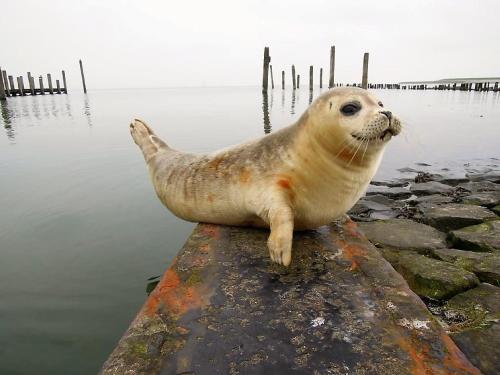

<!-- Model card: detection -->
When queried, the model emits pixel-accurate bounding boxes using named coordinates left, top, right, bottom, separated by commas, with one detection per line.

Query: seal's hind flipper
left=130, top=119, right=170, bottom=161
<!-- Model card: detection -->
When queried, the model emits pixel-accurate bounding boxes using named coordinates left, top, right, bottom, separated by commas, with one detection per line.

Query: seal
left=130, top=87, right=402, bottom=266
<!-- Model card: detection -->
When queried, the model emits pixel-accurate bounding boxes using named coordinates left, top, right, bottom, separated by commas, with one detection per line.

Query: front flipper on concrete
left=266, top=204, right=294, bottom=266
left=129, top=119, right=170, bottom=161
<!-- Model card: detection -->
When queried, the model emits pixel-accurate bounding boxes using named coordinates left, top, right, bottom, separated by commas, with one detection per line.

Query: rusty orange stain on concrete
left=336, top=240, right=367, bottom=271
left=200, top=224, right=220, bottom=239
left=343, top=219, right=361, bottom=238
left=396, top=336, right=434, bottom=375
left=441, top=333, right=481, bottom=375
left=145, top=267, right=203, bottom=317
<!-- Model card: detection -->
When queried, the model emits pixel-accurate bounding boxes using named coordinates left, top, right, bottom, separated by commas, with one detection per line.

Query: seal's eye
left=378, top=101, right=384, bottom=107
left=340, top=102, right=361, bottom=116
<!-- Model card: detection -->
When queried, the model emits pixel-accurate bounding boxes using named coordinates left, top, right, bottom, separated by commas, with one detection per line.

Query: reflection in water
left=291, top=90, right=296, bottom=115
left=0, top=101, right=15, bottom=141
left=262, top=92, right=271, bottom=134
left=281, top=90, right=285, bottom=113
left=309, top=89, right=313, bottom=105
left=83, top=95, right=93, bottom=127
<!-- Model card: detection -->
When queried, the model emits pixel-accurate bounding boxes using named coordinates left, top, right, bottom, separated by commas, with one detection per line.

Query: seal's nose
left=380, top=111, right=392, bottom=120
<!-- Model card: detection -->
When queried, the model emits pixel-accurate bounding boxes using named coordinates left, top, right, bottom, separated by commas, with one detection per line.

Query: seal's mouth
left=351, top=127, right=396, bottom=143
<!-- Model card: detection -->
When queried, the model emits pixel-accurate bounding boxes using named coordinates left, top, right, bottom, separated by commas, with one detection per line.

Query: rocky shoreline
left=349, top=162, right=499, bottom=375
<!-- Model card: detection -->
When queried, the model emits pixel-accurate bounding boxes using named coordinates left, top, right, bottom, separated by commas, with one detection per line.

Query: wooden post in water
left=262, top=47, right=270, bottom=93
left=281, top=70, right=285, bottom=90
left=62, top=70, right=67, bottom=93
left=292, top=65, right=296, bottom=90
left=320, top=68, right=323, bottom=89
left=297, top=75, right=300, bottom=89
left=309, top=66, right=313, bottom=91
left=329, top=45, right=335, bottom=88
left=361, top=53, right=369, bottom=89
left=17, top=77, right=25, bottom=96
left=30, top=76, right=35, bottom=95
left=39, top=76, right=45, bottom=95
left=0, top=66, right=5, bottom=100
left=47, top=74, right=54, bottom=94
left=56, top=80, right=61, bottom=94
left=27, top=72, right=35, bottom=95
left=2, top=71, right=10, bottom=96
left=8, top=76, right=16, bottom=95
left=79, top=59, right=87, bottom=93
left=269, top=65, right=274, bottom=89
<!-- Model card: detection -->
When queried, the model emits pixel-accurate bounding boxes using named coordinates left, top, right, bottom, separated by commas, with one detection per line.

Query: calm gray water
left=1, top=87, right=499, bottom=375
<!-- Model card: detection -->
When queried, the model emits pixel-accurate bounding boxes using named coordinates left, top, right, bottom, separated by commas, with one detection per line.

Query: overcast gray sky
left=2, top=0, right=499, bottom=89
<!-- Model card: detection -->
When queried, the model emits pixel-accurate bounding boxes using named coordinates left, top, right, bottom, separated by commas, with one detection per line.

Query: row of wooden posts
left=262, top=46, right=370, bottom=92
left=0, top=60, right=88, bottom=100
left=262, top=46, right=499, bottom=93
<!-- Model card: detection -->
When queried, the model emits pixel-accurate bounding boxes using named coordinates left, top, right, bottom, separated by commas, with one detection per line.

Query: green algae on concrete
left=434, top=248, right=500, bottom=285
left=446, top=283, right=500, bottom=375
left=449, top=220, right=500, bottom=252
left=492, top=204, right=500, bottom=215
left=390, top=252, right=479, bottom=300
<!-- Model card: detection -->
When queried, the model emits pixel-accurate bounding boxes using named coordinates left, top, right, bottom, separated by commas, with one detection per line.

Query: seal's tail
left=129, top=119, right=170, bottom=160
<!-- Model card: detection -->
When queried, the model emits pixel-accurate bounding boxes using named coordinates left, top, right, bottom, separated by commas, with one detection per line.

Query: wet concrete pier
left=100, top=219, right=480, bottom=375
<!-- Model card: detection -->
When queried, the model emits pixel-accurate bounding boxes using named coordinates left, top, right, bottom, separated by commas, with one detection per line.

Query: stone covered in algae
left=445, top=283, right=500, bottom=375
left=449, top=220, right=500, bottom=252
left=387, top=252, right=479, bottom=300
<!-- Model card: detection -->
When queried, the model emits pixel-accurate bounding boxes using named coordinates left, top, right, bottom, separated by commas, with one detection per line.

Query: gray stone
left=418, top=203, right=497, bottom=232
left=449, top=220, right=500, bottom=252
left=466, top=171, right=500, bottom=184
left=363, top=194, right=398, bottom=206
left=434, top=248, right=500, bottom=285
left=366, top=185, right=412, bottom=199
left=390, top=252, right=479, bottom=300
left=369, top=210, right=399, bottom=220
left=461, top=191, right=500, bottom=207
left=457, top=181, right=499, bottom=193
left=437, top=177, right=470, bottom=186
left=446, top=284, right=500, bottom=375
left=357, top=219, right=447, bottom=254
left=410, top=181, right=454, bottom=196
left=414, top=194, right=454, bottom=205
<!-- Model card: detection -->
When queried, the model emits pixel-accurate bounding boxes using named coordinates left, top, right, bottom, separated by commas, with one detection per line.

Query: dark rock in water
left=366, top=185, right=412, bottom=199
left=466, top=171, right=500, bottom=184
left=446, top=283, right=500, bottom=375
left=437, top=177, right=470, bottom=186
left=416, top=162, right=432, bottom=166
left=418, top=203, right=497, bottom=232
left=397, top=167, right=419, bottom=173
left=461, top=191, right=500, bottom=207
left=457, top=181, right=499, bottom=193
left=414, top=172, right=435, bottom=183
left=357, top=219, right=446, bottom=253
left=414, top=194, right=454, bottom=205
left=410, top=181, right=454, bottom=196
left=433, top=248, right=500, bottom=284
left=369, top=179, right=411, bottom=188
left=388, top=252, right=479, bottom=300
left=492, top=205, right=500, bottom=215
left=449, top=220, right=500, bottom=252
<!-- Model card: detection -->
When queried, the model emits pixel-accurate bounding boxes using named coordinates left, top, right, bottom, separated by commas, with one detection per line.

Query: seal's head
left=305, top=87, right=402, bottom=162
